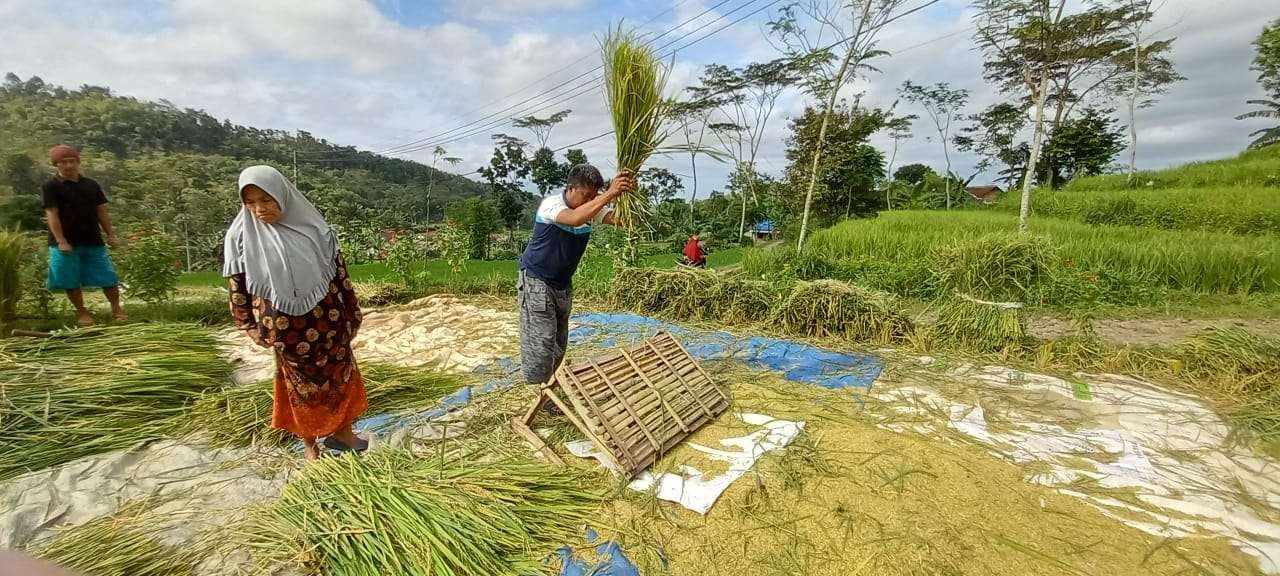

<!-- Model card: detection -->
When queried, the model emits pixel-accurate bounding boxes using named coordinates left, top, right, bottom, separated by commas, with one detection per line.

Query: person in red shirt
left=682, top=233, right=706, bottom=268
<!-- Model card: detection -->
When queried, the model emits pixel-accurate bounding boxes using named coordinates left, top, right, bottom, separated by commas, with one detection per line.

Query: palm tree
left=1236, top=99, right=1280, bottom=149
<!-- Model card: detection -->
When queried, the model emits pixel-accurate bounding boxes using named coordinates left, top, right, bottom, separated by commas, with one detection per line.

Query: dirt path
left=1029, top=316, right=1280, bottom=346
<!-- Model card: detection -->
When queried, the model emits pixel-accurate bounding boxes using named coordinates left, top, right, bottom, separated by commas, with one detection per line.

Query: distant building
left=967, top=185, right=1003, bottom=204
left=751, top=220, right=781, bottom=241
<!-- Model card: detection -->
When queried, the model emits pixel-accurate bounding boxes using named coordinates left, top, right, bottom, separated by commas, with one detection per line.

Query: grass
left=191, top=363, right=469, bottom=448
left=0, top=231, right=24, bottom=322
left=0, top=323, right=231, bottom=480
left=994, top=185, right=1280, bottom=236
left=802, top=211, right=1280, bottom=296
left=1063, top=145, right=1280, bottom=192
left=242, top=449, right=602, bottom=576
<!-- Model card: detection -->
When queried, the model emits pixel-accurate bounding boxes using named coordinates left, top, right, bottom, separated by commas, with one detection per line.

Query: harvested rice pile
left=190, top=362, right=468, bottom=448
left=34, top=501, right=197, bottom=576
left=0, top=324, right=231, bottom=480
left=596, top=367, right=1262, bottom=576
left=927, top=297, right=1026, bottom=352
left=611, top=267, right=776, bottom=323
left=772, top=280, right=914, bottom=343
left=243, top=449, right=601, bottom=576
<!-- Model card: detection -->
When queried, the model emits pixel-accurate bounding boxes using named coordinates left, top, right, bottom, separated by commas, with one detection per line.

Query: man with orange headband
left=42, top=144, right=126, bottom=326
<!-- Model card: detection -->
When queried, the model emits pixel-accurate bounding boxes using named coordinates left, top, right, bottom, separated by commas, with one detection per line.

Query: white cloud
left=448, top=0, right=591, bottom=22
left=0, top=0, right=1269, bottom=194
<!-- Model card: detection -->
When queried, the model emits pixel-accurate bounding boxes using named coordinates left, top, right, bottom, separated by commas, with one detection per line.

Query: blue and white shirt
left=518, top=193, right=613, bottom=290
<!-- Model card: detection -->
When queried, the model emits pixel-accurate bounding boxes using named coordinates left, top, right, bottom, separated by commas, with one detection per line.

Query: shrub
left=20, top=235, right=51, bottom=317
left=385, top=235, right=426, bottom=288
left=117, top=224, right=182, bottom=304
left=0, top=231, right=23, bottom=321
left=438, top=220, right=469, bottom=276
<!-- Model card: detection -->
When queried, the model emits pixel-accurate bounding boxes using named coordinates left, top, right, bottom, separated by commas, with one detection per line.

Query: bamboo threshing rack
left=511, top=332, right=730, bottom=478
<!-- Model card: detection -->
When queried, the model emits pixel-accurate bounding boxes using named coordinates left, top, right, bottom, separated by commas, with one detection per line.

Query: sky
left=0, top=0, right=1273, bottom=195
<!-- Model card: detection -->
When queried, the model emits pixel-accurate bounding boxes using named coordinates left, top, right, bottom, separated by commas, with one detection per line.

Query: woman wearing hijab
left=223, top=165, right=368, bottom=460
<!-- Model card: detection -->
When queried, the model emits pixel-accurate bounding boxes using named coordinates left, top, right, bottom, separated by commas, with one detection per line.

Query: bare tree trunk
left=739, top=188, right=749, bottom=239
left=886, top=140, right=900, bottom=211
left=797, top=32, right=860, bottom=252
left=689, top=153, right=698, bottom=228
left=1020, top=72, right=1051, bottom=234
left=1127, top=18, right=1141, bottom=185
left=943, top=142, right=952, bottom=210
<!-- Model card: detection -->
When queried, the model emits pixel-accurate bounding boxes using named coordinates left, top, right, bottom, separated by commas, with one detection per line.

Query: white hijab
left=222, top=165, right=339, bottom=316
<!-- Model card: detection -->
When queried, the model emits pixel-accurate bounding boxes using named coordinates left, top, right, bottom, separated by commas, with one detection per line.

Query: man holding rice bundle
left=42, top=144, right=127, bottom=327
left=518, top=164, right=635, bottom=388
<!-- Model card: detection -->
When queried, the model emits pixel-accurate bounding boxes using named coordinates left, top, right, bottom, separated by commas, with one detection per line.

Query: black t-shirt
left=42, top=176, right=108, bottom=247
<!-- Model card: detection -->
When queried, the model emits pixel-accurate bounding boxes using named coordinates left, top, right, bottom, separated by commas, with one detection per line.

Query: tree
left=769, top=0, right=942, bottom=251
left=1252, top=19, right=1280, bottom=100
left=783, top=101, right=889, bottom=227
left=1115, top=0, right=1182, bottom=183
left=512, top=110, right=571, bottom=149
left=446, top=197, right=502, bottom=260
left=1237, top=20, right=1280, bottom=149
left=3, top=153, right=40, bottom=196
left=1235, top=99, right=1280, bottom=150
left=900, top=81, right=968, bottom=209
left=1038, top=107, right=1126, bottom=184
left=893, top=163, right=935, bottom=185
left=883, top=113, right=915, bottom=210
left=477, top=134, right=532, bottom=230
left=668, top=97, right=718, bottom=229
left=954, top=102, right=1028, bottom=187
left=974, top=0, right=1063, bottom=233
left=638, top=167, right=684, bottom=208
left=529, top=147, right=566, bottom=196
left=565, top=149, right=588, bottom=167
left=423, top=146, right=460, bottom=226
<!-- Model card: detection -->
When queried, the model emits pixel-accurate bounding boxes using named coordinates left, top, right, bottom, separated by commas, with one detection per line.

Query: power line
left=386, top=0, right=783, bottom=157
left=375, top=0, right=748, bottom=156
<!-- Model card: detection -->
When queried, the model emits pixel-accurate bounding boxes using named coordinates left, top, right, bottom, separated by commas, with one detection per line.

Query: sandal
left=76, top=313, right=96, bottom=328
left=323, top=436, right=369, bottom=453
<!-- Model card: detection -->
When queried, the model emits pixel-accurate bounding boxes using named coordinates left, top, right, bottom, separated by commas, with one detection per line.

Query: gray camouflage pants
left=517, top=270, right=573, bottom=385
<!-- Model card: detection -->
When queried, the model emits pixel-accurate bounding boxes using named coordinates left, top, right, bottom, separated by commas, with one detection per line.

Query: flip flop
left=323, top=436, right=369, bottom=453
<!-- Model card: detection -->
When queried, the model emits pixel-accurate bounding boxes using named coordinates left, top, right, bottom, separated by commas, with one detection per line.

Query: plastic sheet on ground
left=570, top=313, right=883, bottom=391
left=556, top=527, right=645, bottom=576
left=874, top=361, right=1280, bottom=573
left=566, top=413, right=805, bottom=514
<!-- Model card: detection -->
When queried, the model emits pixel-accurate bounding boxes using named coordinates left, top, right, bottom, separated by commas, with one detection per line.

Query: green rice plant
left=0, top=324, right=231, bottom=480
left=995, top=186, right=1280, bottom=236
left=192, top=362, right=468, bottom=448
left=770, top=280, right=914, bottom=343
left=927, top=297, right=1027, bottom=353
left=0, top=230, right=24, bottom=321
left=932, top=232, right=1056, bottom=302
left=1062, top=145, right=1280, bottom=192
left=242, top=449, right=600, bottom=576
left=807, top=211, right=1280, bottom=295
left=601, top=23, right=671, bottom=255
left=35, top=500, right=196, bottom=576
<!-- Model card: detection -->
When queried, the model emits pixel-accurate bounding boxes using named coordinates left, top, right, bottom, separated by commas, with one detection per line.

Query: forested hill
left=0, top=73, right=487, bottom=269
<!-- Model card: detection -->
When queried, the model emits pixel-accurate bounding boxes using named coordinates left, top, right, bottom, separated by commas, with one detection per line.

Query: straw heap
left=0, top=324, right=231, bottom=480
left=35, top=501, right=197, bottom=576
left=927, top=297, right=1027, bottom=352
left=771, top=280, right=915, bottom=343
left=243, top=449, right=600, bottom=576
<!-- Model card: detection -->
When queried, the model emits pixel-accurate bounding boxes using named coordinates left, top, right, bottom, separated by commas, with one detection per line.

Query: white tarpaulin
left=874, top=361, right=1280, bottom=573
left=567, top=413, right=805, bottom=515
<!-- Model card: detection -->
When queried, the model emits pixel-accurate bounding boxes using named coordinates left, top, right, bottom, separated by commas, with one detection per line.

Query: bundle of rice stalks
left=243, top=449, right=600, bottom=576
left=0, top=324, right=231, bottom=480
left=611, top=266, right=720, bottom=320
left=1177, top=327, right=1280, bottom=397
left=927, top=296, right=1027, bottom=353
left=708, top=276, right=778, bottom=323
left=771, top=280, right=913, bottom=343
left=193, top=362, right=467, bottom=448
left=0, top=230, right=25, bottom=322
left=933, top=232, right=1056, bottom=302
left=351, top=280, right=416, bottom=307
left=602, top=24, right=671, bottom=233
left=35, top=501, right=197, bottom=576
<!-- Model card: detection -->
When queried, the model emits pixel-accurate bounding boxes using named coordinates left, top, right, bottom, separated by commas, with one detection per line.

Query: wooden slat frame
left=511, top=331, right=729, bottom=478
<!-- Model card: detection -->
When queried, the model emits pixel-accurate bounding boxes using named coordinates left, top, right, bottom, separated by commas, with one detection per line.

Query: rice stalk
left=0, top=230, right=24, bottom=322
left=191, top=363, right=468, bottom=448
left=602, top=23, right=671, bottom=238
left=927, top=297, right=1027, bottom=353
left=241, top=449, right=600, bottom=576
left=771, top=280, right=914, bottom=344
left=35, top=500, right=197, bottom=576
left=0, top=324, right=231, bottom=480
